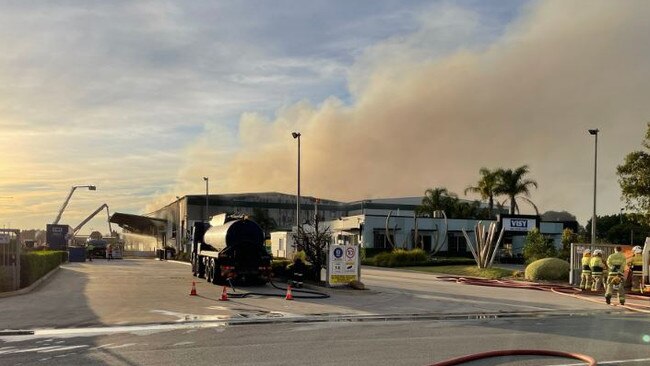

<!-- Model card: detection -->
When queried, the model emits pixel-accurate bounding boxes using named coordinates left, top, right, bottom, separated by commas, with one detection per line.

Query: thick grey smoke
left=169, top=1, right=650, bottom=222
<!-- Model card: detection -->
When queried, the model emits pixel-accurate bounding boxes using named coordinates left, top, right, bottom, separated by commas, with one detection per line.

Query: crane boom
left=53, top=185, right=97, bottom=224
left=73, top=203, right=113, bottom=236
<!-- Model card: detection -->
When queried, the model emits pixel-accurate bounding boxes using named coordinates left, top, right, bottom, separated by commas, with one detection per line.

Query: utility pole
left=292, top=132, right=301, bottom=229
left=588, top=129, right=599, bottom=245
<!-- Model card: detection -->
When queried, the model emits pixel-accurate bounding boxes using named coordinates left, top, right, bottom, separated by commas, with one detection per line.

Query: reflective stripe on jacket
left=590, top=257, right=604, bottom=274
left=631, top=254, right=644, bottom=274
left=606, top=252, right=626, bottom=276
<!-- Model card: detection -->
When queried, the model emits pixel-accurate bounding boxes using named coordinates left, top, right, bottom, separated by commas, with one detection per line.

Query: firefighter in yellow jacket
left=629, top=246, right=644, bottom=292
left=590, top=250, right=605, bottom=292
left=579, top=249, right=592, bottom=291
left=605, top=246, right=627, bottom=305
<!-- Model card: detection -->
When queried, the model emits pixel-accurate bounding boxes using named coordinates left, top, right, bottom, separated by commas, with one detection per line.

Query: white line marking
left=38, top=345, right=88, bottom=353
left=89, top=343, right=115, bottom=350
left=105, top=343, right=137, bottom=349
left=172, top=341, right=194, bottom=346
left=0, top=346, right=60, bottom=354
left=546, top=357, right=650, bottom=366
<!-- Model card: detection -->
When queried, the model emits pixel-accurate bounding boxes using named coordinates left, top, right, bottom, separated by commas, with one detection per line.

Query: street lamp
left=620, top=208, right=624, bottom=224
left=292, top=132, right=301, bottom=229
left=588, top=128, right=599, bottom=245
left=53, top=185, right=97, bottom=224
left=203, top=177, right=209, bottom=223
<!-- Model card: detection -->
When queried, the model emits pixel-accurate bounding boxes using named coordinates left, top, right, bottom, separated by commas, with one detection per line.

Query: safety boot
left=605, top=296, right=611, bottom=305
left=620, top=300, right=625, bottom=305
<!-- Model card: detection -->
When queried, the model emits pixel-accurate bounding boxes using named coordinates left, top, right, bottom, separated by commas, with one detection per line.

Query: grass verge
left=406, top=265, right=515, bottom=279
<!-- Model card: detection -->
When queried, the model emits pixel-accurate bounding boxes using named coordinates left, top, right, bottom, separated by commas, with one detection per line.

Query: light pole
left=203, top=177, right=209, bottom=223
left=588, top=129, right=599, bottom=245
left=620, top=208, right=624, bottom=224
left=292, top=132, right=301, bottom=229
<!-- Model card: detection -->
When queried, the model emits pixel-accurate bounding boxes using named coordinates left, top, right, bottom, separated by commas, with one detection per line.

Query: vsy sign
left=510, top=219, right=529, bottom=229
left=502, top=217, right=537, bottom=232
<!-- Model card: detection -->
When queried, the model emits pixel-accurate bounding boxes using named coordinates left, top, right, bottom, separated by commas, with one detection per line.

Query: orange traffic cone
left=285, top=284, right=294, bottom=301
left=189, top=281, right=198, bottom=296
left=219, top=285, right=229, bottom=301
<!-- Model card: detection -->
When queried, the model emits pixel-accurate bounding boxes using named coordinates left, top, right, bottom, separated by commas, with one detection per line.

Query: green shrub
left=524, top=258, right=570, bottom=282
left=368, top=249, right=429, bottom=267
left=271, top=259, right=292, bottom=279
left=362, top=248, right=391, bottom=259
left=20, top=251, right=67, bottom=288
left=523, top=228, right=557, bottom=264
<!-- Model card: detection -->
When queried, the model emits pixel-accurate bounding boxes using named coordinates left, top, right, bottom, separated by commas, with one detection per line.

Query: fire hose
left=436, top=276, right=650, bottom=314
left=427, top=349, right=597, bottom=366
left=223, top=277, right=330, bottom=299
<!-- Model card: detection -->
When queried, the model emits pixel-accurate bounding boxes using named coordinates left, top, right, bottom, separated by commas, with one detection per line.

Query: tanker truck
left=191, top=214, right=271, bottom=285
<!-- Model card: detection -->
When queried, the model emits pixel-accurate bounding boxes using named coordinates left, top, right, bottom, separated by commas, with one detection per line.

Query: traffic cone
left=189, top=281, right=198, bottom=296
left=285, top=284, right=294, bottom=301
left=219, top=285, right=229, bottom=301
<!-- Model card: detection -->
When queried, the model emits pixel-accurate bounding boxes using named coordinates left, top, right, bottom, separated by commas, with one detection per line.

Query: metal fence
left=0, top=230, right=20, bottom=292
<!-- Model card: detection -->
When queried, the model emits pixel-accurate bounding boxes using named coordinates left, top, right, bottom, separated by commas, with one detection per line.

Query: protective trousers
left=605, top=275, right=625, bottom=304
left=591, top=273, right=603, bottom=291
left=580, top=270, right=592, bottom=290
left=631, top=274, right=642, bottom=292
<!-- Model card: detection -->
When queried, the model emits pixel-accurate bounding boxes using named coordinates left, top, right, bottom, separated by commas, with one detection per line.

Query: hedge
left=367, top=249, right=429, bottom=267
left=524, top=257, right=570, bottom=282
left=20, top=251, right=67, bottom=288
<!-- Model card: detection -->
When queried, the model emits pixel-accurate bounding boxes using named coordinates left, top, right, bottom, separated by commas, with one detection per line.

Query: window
left=279, top=238, right=284, bottom=251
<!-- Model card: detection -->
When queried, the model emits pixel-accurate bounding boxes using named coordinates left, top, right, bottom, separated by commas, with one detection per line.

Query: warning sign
left=328, top=244, right=359, bottom=285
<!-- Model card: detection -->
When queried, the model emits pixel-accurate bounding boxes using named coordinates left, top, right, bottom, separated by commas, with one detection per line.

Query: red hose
left=427, top=349, right=597, bottom=366
left=437, top=275, right=650, bottom=313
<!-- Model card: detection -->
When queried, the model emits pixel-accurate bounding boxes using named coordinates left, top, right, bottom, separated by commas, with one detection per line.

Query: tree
left=250, top=208, right=277, bottom=237
left=617, top=122, right=650, bottom=224
left=558, top=228, right=577, bottom=261
left=541, top=210, right=577, bottom=222
left=417, top=187, right=458, bottom=217
left=292, top=213, right=332, bottom=280
left=465, top=168, right=500, bottom=218
left=523, top=228, right=556, bottom=264
left=495, top=165, right=539, bottom=215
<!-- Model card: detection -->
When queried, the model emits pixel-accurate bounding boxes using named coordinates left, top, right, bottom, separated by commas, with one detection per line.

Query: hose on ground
left=223, top=277, right=330, bottom=299
left=427, top=349, right=597, bottom=366
left=437, top=275, right=650, bottom=314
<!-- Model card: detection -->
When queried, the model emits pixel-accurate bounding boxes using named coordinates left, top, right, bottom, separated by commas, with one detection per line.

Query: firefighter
left=290, top=245, right=307, bottom=288
left=630, top=246, right=644, bottom=292
left=605, top=246, right=627, bottom=305
left=579, top=249, right=592, bottom=291
left=86, top=242, right=94, bottom=262
left=590, top=250, right=605, bottom=292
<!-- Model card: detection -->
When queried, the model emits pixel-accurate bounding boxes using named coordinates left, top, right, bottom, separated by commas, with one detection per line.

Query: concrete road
left=0, top=260, right=620, bottom=330
left=2, top=314, right=650, bottom=365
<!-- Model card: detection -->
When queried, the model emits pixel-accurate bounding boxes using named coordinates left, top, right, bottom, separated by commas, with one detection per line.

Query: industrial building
left=111, top=192, right=576, bottom=259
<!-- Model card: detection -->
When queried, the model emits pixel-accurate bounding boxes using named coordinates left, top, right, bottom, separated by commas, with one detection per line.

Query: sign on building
left=501, top=216, right=538, bottom=232
left=328, top=244, right=359, bottom=285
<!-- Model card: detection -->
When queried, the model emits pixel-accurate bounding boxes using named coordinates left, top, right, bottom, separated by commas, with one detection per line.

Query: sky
left=1, top=0, right=649, bottom=233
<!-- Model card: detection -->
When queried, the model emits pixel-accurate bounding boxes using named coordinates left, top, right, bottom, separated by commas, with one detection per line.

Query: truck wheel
left=191, top=254, right=198, bottom=277
left=206, top=259, right=214, bottom=283
left=197, top=257, right=206, bottom=279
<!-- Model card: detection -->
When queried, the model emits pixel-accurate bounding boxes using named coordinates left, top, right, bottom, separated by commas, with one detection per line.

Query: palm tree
left=495, top=165, right=538, bottom=215
left=464, top=168, right=499, bottom=218
left=418, top=187, right=457, bottom=217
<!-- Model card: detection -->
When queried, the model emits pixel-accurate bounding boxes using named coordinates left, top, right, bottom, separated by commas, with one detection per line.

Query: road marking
left=546, top=357, right=650, bottom=365
left=172, top=341, right=194, bottom=346
left=105, top=343, right=136, bottom=349
left=0, top=346, right=60, bottom=354
left=38, top=345, right=88, bottom=353
left=89, top=343, right=115, bottom=350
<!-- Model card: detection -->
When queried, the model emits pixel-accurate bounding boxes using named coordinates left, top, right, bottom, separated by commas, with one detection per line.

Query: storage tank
left=202, top=219, right=265, bottom=251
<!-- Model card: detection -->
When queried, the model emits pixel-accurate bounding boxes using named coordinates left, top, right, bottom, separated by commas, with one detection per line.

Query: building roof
left=110, top=212, right=167, bottom=234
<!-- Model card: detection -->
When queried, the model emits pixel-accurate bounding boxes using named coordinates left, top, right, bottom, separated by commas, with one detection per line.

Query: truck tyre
left=197, top=256, right=206, bottom=279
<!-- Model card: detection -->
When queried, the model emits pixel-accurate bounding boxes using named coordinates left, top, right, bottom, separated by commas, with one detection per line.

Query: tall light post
left=292, top=132, right=301, bottom=229
left=620, top=208, right=624, bottom=224
left=588, top=129, right=599, bottom=245
left=203, top=177, right=209, bottom=223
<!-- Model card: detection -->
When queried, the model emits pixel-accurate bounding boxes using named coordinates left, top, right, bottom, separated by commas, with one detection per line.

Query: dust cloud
left=166, top=1, right=650, bottom=221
